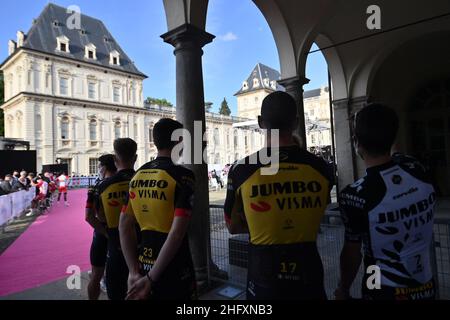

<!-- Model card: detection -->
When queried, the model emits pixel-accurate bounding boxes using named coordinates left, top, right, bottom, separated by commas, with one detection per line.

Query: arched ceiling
left=162, top=0, right=450, bottom=100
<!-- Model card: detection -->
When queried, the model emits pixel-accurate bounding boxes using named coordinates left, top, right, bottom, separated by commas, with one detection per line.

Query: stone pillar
left=161, top=24, right=215, bottom=286
left=278, top=76, right=310, bottom=149
left=332, top=96, right=368, bottom=191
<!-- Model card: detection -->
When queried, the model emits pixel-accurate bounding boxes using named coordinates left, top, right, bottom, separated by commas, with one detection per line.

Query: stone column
left=278, top=76, right=310, bottom=149
left=161, top=24, right=215, bottom=287
left=332, top=96, right=368, bottom=191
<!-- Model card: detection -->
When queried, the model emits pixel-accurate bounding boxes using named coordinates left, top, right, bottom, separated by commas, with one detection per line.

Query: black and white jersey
left=340, top=157, right=436, bottom=295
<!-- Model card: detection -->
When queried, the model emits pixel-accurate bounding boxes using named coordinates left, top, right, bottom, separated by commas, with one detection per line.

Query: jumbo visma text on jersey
left=239, top=163, right=330, bottom=245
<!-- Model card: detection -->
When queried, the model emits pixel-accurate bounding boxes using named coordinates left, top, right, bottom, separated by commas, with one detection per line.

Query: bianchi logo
left=250, top=201, right=271, bottom=212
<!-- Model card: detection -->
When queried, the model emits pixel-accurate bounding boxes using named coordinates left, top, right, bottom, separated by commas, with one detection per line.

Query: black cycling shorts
left=89, top=230, right=108, bottom=268
left=246, top=243, right=328, bottom=300
left=105, top=248, right=129, bottom=300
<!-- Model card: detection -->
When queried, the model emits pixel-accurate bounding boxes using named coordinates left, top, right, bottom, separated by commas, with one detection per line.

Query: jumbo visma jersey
left=98, top=169, right=135, bottom=249
left=124, top=157, right=196, bottom=296
left=340, top=155, right=436, bottom=300
left=224, top=145, right=333, bottom=299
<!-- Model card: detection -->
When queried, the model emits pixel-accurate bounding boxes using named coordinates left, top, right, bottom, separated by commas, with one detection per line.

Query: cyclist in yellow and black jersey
left=224, top=92, right=333, bottom=300
left=85, top=154, right=116, bottom=300
left=120, top=118, right=196, bottom=300
left=96, top=138, right=137, bottom=300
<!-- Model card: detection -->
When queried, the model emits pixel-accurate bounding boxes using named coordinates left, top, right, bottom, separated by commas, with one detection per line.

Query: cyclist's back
left=340, top=155, right=436, bottom=300
left=336, top=103, right=436, bottom=301
left=225, top=146, right=332, bottom=299
left=98, top=168, right=134, bottom=300
left=127, top=157, right=196, bottom=299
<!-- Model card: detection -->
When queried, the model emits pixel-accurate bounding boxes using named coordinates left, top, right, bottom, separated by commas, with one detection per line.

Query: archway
left=369, top=31, right=450, bottom=197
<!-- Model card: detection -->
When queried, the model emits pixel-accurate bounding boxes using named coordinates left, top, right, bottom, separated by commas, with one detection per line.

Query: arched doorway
left=408, top=78, right=450, bottom=196
left=368, top=31, right=450, bottom=198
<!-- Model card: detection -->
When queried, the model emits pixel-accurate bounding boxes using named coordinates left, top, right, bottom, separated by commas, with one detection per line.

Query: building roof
left=306, top=118, right=330, bottom=132
left=303, top=86, right=329, bottom=99
left=234, top=63, right=284, bottom=96
left=5, top=3, right=146, bottom=77
left=303, top=88, right=321, bottom=99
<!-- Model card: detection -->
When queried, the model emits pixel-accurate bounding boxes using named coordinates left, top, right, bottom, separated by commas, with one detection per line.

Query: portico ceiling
left=162, top=0, right=450, bottom=100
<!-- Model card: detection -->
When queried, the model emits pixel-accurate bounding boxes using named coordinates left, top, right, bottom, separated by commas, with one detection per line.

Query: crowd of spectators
left=0, top=170, right=34, bottom=195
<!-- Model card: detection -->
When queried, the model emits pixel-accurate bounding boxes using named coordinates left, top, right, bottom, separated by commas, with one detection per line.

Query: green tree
left=219, top=98, right=231, bottom=116
left=205, top=102, right=213, bottom=113
left=0, top=71, right=4, bottom=137
left=145, top=97, right=173, bottom=107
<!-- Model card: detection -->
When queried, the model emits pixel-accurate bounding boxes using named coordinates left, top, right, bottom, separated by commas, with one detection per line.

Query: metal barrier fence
left=209, top=205, right=450, bottom=300
left=434, top=218, right=450, bottom=300
left=67, top=177, right=97, bottom=189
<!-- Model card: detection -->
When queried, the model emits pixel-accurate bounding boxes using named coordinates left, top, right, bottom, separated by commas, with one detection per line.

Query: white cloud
left=219, top=32, right=238, bottom=41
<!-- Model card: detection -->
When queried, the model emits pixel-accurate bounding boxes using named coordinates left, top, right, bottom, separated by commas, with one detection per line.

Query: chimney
left=8, top=40, right=17, bottom=55
left=17, top=31, right=25, bottom=47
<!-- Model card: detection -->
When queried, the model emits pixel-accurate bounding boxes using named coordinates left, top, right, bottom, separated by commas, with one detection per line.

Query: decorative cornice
left=278, top=75, right=310, bottom=89
left=1, top=47, right=147, bottom=79
left=2, top=92, right=248, bottom=126
left=332, top=96, right=368, bottom=110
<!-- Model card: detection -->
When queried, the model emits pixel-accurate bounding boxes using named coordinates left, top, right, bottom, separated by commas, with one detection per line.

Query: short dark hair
left=260, top=91, right=297, bottom=130
left=153, top=118, right=183, bottom=150
left=114, top=138, right=137, bottom=162
left=98, top=154, right=117, bottom=173
left=354, top=103, right=399, bottom=156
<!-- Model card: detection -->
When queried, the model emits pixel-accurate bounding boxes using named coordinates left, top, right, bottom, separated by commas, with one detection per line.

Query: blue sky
left=0, top=0, right=328, bottom=115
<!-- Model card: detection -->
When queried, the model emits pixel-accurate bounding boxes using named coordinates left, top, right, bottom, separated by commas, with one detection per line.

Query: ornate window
left=88, top=82, right=96, bottom=99
left=85, top=43, right=97, bottom=60
left=149, top=123, right=154, bottom=143
left=114, top=121, right=121, bottom=139
left=89, top=119, right=97, bottom=141
left=270, top=80, right=277, bottom=90
left=56, top=35, right=70, bottom=53
left=61, top=116, right=69, bottom=139
left=89, top=158, right=98, bottom=175
left=60, top=77, right=69, bottom=95
left=110, top=50, right=121, bottom=66
left=35, top=113, right=42, bottom=132
left=214, top=128, right=220, bottom=145
left=113, top=86, right=120, bottom=103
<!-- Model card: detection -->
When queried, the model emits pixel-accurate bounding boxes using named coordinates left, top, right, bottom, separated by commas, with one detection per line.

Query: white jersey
left=57, top=175, right=68, bottom=187
left=340, top=157, right=435, bottom=292
left=38, top=180, right=48, bottom=195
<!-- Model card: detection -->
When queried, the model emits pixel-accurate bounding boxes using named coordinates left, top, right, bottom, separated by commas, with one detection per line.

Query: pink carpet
left=0, top=189, right=92, bottom=297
